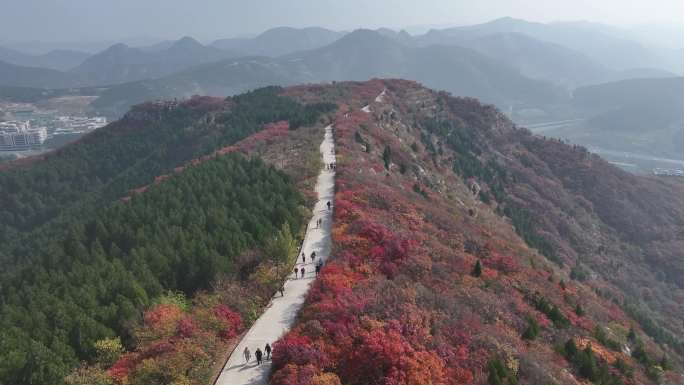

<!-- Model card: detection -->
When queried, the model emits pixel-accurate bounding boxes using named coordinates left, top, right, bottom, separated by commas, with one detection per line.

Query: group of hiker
left=292, top=210, right=331, bottom=280
left=293, top=249, right=323, bottom=279
left=243, top=343, right=271, bottom=366
left=325, top=162, right=337, bottom=170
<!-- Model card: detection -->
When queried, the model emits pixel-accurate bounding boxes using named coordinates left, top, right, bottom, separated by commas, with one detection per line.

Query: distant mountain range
left=0, top=60, right=82, bottom=89
left=70, top=37, right=240, bottom=85
left=0, top=46, right=89, bottom=71
left=90, top=29, right=567, bottom=117
left=414, top=31, right=674, bottom=87
left=2, top=20, right=684, bottom=127
left=421, top=17, right=663, bottom=71
left=562, top=77, right=684, bottom=158
left=211, top=26, right=345, bottom=56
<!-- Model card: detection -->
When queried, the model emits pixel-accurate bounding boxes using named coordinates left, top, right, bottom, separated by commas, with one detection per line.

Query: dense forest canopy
left=0, top=86, right=334, bottom=246
left=0, top=87, right=335, bottom=385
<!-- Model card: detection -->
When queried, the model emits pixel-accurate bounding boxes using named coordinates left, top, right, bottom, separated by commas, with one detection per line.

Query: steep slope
left=266, top=80, right=683, bottom=385
left=211, top=27, right=346, bottom=57
left=92, top=29, right=565, bottom=118
left=71, top=37, right=239, bottom=85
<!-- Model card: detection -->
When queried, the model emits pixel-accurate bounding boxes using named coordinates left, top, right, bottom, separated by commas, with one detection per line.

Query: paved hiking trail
left=215, top=125, right=335, bottom=385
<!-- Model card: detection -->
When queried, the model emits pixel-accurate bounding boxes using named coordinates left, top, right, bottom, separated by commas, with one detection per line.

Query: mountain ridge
left=1, top=80, right=683, bottom=385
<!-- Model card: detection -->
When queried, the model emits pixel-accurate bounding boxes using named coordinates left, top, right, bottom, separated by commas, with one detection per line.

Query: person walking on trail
left=310, top=251, right=316, bottom=262
left=327, top=201, right=331, bottom=210
left=279, top=285, right=284, bottom=297
left=300, top=267, right=306, bottom=278
left=315, top=263, right=321, bottom=276
left=265, top=343, right=272, bottom=360
left=255, top=348, right=263, bottom=365
left=294, top=267, right=299, bottom=279
left=243, top=346, right=251, bottom=364
left=302, top=253, right=306, bottom=263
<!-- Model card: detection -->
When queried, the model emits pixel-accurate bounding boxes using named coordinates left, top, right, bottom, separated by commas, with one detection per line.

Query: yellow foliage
left=94, top=337, right=124, bottom=367
left=312, top=372, right=342, bottom=385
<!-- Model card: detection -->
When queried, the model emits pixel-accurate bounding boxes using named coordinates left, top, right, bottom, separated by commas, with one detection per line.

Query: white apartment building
left=0, top=121, right=48, bottom=151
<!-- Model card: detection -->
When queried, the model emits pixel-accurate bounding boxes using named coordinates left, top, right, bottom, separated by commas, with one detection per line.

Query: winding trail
left=214, top=125, right=335, bottom=385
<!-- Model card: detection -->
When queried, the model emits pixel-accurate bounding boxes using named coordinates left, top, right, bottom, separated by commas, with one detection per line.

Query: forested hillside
left=0, top=87, right=333, bottom=243
left=0, top=88, right=335, bottom=385
left=269, top=80, right=683, bottom=385
left=0, top=155, right=304, bottom=384
left=3, top=79, right=684, bottom=385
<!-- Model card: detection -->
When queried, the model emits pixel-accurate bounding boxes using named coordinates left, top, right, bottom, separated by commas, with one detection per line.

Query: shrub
left=522, top=317, right=540, bottom=341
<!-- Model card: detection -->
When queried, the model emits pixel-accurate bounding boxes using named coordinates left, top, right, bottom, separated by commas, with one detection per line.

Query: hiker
left=294, top=267, right=299, bottom=279
left=302, top=253, right=306, bottom=263
left=310, top=251, right=316, bottom=262
left=300, top=267, right=306, bottom=278
left=315, top=263, right=321, bottom=276
left=279, top=285, right=284, bottom=297
left=327, top=201, right=331, bottom=210
left=255, top=348, right=263, bottom=365
left=265, top=343, right=272, bottom=360
left=243, top=346, right=251, bottom=364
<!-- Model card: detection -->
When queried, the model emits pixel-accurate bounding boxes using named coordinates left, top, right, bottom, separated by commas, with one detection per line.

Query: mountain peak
left=172, top=36, right=203, bottom=49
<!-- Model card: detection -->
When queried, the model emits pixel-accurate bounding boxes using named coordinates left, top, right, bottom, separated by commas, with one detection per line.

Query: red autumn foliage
left=177, top=316, right=198, bottom=338
left=484, top=252, right=520, bottom=274
left=272, top=334, right=328, bottom=370
left=144, top=304, right=183, bottom=329
left=107, top=353, right=138, bottom=383
left=266, top=80, right=669, bottom=385
left=108, top=298, right=244, bottom=384
left=270, top=364, right=318, bottom=385
left=214, top=303, right=244, bottom=339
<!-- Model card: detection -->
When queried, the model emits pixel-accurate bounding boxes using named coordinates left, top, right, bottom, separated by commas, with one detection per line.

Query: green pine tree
left=472, top=260, right=482, bottom=277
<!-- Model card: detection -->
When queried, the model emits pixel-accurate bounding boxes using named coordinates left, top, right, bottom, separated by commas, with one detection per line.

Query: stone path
left=214, top=125, right=335, bottom=385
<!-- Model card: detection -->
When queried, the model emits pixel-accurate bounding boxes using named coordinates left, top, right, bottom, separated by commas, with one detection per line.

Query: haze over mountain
left=421, top=17, right=663, bottom=70
left=90, top=29, right=567, bottom=117
left=0, top=46, right=89, bottom=71
left=0, top=59, right=83, bottom=89
left=539, top=77, right=684, bottom=159
left=211, top=26, right=346, bottom=57
left=70, top=37, right=240, bottom=85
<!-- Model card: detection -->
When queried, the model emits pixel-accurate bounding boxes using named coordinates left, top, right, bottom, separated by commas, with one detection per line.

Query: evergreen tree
left=382, top=145, right=392, bottom=170
left=472, top=260, right=482, bottom=278
left=522, top=316, right=540, bottom=340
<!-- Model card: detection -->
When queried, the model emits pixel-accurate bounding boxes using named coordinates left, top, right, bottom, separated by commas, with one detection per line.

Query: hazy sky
left=3, top=0, right=684, bottom=43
